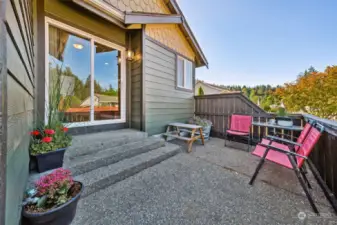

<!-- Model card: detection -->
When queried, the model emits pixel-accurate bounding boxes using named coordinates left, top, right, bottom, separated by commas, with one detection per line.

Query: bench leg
left=187, top=129, right=196, bottom=153
left=164, top=126, right=171, bottom=141
left=187, top=140, right=193, bottom=153
left=176, top=126, right=181, bottom=136
left=199, top=128, right=205, bottom=145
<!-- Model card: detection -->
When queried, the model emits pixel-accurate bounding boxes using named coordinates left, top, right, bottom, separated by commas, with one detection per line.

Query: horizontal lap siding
left=144, top=39, right=194, bottom=135
left=5, top=0, right=35, bottom=224
left=131, top=31, right=142, bottom=130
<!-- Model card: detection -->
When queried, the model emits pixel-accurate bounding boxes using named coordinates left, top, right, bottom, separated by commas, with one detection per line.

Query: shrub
left=188, top=116, right=212, bottom=128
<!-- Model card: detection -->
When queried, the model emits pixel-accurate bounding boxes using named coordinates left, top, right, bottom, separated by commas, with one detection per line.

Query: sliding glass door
left=46, top=18, right=125, bottom=126
left=94, top=42, right=121, bottom=121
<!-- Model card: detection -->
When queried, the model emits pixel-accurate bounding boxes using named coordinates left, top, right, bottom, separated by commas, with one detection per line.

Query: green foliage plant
left=198, top=86, right=204, bottom=96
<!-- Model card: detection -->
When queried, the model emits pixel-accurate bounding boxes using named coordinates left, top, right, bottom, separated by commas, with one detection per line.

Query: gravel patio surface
left=72, top=138, right=336, bottom=225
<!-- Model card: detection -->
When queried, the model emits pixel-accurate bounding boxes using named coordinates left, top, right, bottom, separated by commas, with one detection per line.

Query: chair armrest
left=265, top=135, right=302, bottom=147
left=259, top=143, right=307, bottom=159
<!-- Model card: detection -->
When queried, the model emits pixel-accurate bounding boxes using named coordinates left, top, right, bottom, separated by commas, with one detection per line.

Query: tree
left=308, top=66, right=317, bottom=74
left=256, top=86, right=264, bottom=96
left=101, top=85, right=118, bottom=96
left=298, top=66, right=318, bottom=78
left=274, top=65, right=337, bottom=119
left=198, top=86, right=204, bottom=96
left=242, top=87, right=249, bottom=97
left=249, top=89, right=259, bottom=103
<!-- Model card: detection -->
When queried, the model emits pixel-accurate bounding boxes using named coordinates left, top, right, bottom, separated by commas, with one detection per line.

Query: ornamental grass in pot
left=188, top=116, right=213, bottom=140
left=30, top=62, right=77, bottom=173
left=30, top=123, right=72, bottom=173
left=22, top=168, right=83, bottom=225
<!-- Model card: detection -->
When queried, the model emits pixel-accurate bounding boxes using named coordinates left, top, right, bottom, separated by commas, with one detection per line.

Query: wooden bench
left=163, top=123, right=205, bottom=153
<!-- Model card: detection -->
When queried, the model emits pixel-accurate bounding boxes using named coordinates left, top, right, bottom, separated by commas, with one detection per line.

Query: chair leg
left=288, top=156, right=319, bottom=214
left=247, top=135, right=251, bottom=151
left=249, top=148, right=270, bottom=185
left=224, top=132, right=228, bottom=147
left=300, top=167, right=312, bottom=189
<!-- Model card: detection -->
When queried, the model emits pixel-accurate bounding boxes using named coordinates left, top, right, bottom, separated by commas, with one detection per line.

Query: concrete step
left=66, top=129, right=148, bottom=159
left=64, top=137, right=165, bottom=176
left=75, top=142, right=181, bottom=197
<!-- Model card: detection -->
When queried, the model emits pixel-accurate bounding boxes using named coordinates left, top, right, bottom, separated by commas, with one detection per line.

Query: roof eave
left=71, top=0, right=208, bottom=67
left=72, top=0, right=125, bottom=28
left=166, top=0, right=208, bottom=68
left=125, top=12, right=183, bottom=24
left=200, top=82, right=225, bottom=91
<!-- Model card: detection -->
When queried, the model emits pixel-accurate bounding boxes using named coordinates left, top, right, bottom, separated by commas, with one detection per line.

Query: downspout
left=141, top=24, right=146, bottom=132
left=127, top=32, right=132, bottom=128
left=0, top=0, right=8, bottom=224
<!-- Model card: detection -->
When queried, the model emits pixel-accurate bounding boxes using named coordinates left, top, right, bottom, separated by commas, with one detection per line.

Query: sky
left=178, top=0, right=337, bottom=86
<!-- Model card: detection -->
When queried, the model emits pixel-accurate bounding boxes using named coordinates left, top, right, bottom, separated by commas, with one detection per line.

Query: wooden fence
left=195, top=93, right=337, bottom=198
left=194, top=93, right=303, bottom=141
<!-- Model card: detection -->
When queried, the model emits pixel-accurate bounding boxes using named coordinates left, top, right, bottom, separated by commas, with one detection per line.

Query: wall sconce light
left=126, top=49, right=135, bottom=61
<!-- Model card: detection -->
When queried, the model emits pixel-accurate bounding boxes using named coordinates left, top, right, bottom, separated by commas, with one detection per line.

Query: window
left=177, top=56, right=193, bottom=90
left=46, top=18, right=126, bottom=126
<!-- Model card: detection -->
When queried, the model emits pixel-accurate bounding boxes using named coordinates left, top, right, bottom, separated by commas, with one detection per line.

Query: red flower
left=42, top=137, right=53, bottom=143
left=44, top=129, right=55, bottom=135
left=63, top=127, right=69, bottom=132
left=30, top=130, right=40, bottom=136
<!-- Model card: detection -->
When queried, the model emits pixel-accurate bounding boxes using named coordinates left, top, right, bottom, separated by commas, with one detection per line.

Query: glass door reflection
left=93, top=42, right=121, bottom=120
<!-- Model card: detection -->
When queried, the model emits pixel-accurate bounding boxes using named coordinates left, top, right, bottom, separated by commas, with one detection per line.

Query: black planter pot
left=22, top=182, right=83, bottom=225
left=32, top=148, right=67, bottom=173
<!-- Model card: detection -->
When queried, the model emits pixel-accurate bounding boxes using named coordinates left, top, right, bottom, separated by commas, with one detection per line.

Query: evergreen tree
left=198, top=86, right=204, bottom=96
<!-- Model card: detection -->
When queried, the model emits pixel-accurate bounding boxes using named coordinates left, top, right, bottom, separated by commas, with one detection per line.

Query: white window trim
left=45, top=17, right=126, bottom=128
left=177, top=56, right=193, bottom=90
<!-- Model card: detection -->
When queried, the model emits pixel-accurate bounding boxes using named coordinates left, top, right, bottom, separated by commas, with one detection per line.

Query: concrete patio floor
left=72, top=138, right=337, bottom=225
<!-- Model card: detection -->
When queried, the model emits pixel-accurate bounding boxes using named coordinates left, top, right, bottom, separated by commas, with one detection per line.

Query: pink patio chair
left=249, top=123, right=331, bottom=214
left=252, top=121, right=313, bottom=158
left=224, top=114, right=252, bottom=151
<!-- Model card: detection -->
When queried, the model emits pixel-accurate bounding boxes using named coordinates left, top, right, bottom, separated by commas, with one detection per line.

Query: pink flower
left=41, top=137, right=53, bottom=143
left=35, top=168, right=73, bottom=196
left=44, top=129, right=55, bottom=135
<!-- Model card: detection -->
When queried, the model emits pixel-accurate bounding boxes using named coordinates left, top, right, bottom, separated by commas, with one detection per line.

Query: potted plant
left=188, top=116, right=213, bottom=141
left=30, top=123, right=72, bottom=173
left=22, top=168, right=83, bottom=225
left=275, top=107, right=293, bottom=127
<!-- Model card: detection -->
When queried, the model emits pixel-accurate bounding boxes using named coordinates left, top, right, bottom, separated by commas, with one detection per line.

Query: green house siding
left=144, top=38, right=195, bottom=135
left=130, top=31, right=143, bottom=130
left=3, top=0, right=35, bottom=224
